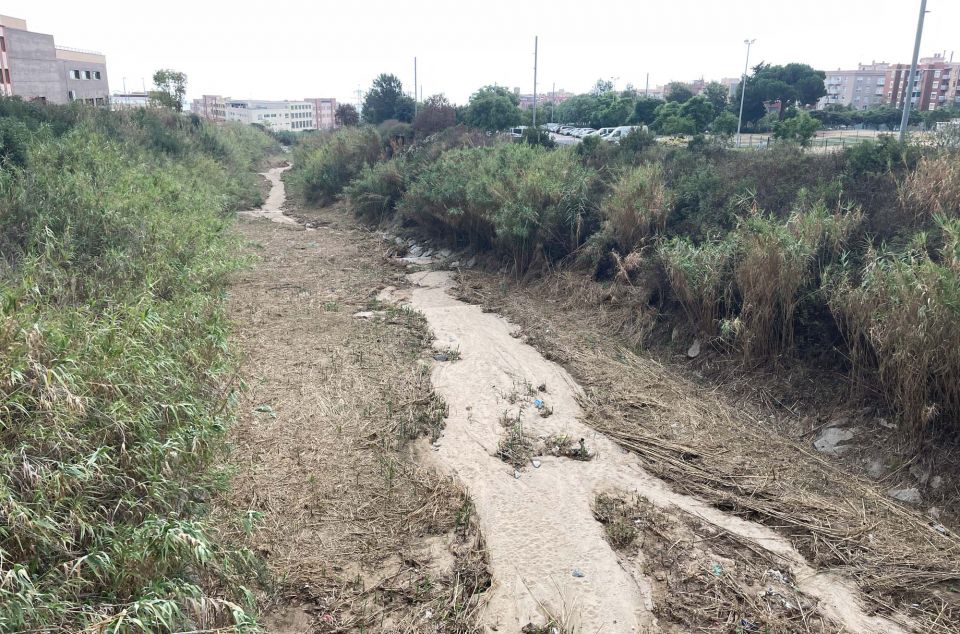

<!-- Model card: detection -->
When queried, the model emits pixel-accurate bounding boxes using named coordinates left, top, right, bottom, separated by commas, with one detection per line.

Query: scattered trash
left=531, top=459, right=541, bottom=468
left=433, top=353, right=449, bottom=362
left=534, top=399, right=545, bottom=409
left=932, top=523, right=949, bottom=536
left=537, top=383, right=547, bottom=392
left=353, top=311, right=377, bottom=319
left=814, top=427, right=857, bottom=456
left=572, top=568, right=585, bottom=578
left=253, top=404, right=276, bottom=418
left=739, top=618, right=759, bottom=631
left=687, top=339, right=701, bottom=358
left=424, top=609, right=433, bottom=620
left=320, top=613, right=335, bottom=624
left=513, top=469, right=521, bottom=480
left=887, top=486, right=922, bottom=504
left=765, top=569, right=789, bottom=584
left=711, top=562, right=723, bottom=577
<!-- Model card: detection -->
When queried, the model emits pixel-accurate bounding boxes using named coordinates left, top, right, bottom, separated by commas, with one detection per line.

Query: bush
left=659, top=236, right=737, bottom=335
left=600, top=163, right=671, bottom=252
left=399, top=143, right=598, bottom=271
left=344, top=159, right=406, bottom=222
left=288, top=126, right=381, bottom=204
left=899, top=151, right=960, bottom=222
left=518, top=127, right=556, bottom=148
left=0, top=109, right=272, bottom=632
left=828, top=217, right=960, bottom=441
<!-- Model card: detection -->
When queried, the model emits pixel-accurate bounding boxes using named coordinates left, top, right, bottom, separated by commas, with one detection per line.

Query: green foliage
left=843, top=134, right=917, bottom=176
left=413, top=93, right=456, bottom=138
left=149, top=69, right=187, bottom=112
left=599, top=163, right=671, bottom=251
left=653, top=102, right=696, bottom=135
left=335, top=103, right=359, bottom=127
left=463, top=86, right=521, bottom=131
left=399, top=143, right=597, bottom=271
left=773, top=111, right=821, bottom=147
left=710, top=111, right=739, bottom=137
left=659, top=237, right=737, bottom=334
left=344, top=159, right=406, bottom=222
left=702, top=82, right=730, bottom=117
left=362, top=73, right=415, bottom=124
left=665, top=82, right=694, bottom=103
left=288, top=126, right=381, bottom=204
left=518, top=127, right=556, bottom=148
left=828, top=217, right=960, bottom=440
left=734, top=63, right=826, bottom=124
left=629, top=97, right=661, bottom=125
left=0, top=106, right=272, bottom=632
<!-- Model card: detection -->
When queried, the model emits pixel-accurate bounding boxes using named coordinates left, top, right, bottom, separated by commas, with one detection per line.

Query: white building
left=225, top=99, right=317, bottom=131
left=111, top=91, right=149, bottom=111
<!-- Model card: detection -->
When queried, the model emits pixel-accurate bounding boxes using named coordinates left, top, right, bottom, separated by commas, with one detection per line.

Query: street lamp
left=736, top=39, right=755, bottom=148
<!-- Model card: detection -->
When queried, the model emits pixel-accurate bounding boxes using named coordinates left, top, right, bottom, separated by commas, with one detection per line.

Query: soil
left=222, top=172, right=958, bottom=633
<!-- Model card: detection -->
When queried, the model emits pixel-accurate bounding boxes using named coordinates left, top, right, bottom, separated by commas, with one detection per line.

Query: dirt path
left=383, top=270, right=910, bottom=634
left=237, top=165, right=297, bottom=225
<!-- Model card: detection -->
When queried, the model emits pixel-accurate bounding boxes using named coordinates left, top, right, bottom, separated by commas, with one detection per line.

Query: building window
left=0, top=36, right=5, bottom=52
left=84, top=70, right=91, bottom=80
left=71, top=69, right=80, bottom=79
left=4, top=69, right=9, bottom=84
left=94, top=71, right=101, bottom=80
left=68, top=90, right=76, bottom=101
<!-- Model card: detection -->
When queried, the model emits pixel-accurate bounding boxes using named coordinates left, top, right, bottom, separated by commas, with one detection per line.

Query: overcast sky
left=11, top=0, right=960, bottom=106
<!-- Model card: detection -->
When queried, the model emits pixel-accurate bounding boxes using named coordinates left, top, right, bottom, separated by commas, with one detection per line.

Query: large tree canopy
left=463, top=86, right=521, bottom=131
left=362, top=74, right=416, bottom=124
left=734, top=63, right=826, bottom=124
left=150, top=69, right=187, bottom=112
left=413, top=94, right=457, bottom=137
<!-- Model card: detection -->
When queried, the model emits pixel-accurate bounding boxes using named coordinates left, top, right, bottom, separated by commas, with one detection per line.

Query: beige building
left=225, top=99, right=317, bottom=131
left=304, top=97, right=337, bottom=129
left=819, top=63, right=889, bottom=110
left=191, top=94, right=227, bottom=121
left=0, top=14, right=109, bottom=105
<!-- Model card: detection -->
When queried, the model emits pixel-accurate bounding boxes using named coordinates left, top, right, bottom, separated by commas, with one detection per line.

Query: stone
left=930, top=475, right=944, bottom=490
left=466, top=257, right=477, bottom=268
left=409, top=245, right=424, bottom=257
left=887, top=487, right=922, bottom=504
left=865, top=458, right=887, bottom=479
left=438, top=248, right=452, bottom=258
left=814, top=427, right=856, bottom=456
left=687, top=339, right=701, bottom=359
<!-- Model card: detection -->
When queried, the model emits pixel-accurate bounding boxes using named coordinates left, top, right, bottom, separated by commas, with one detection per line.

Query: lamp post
left=736, top=39, right=755, bottom=148
left=899, top=0, right=927, bottom=142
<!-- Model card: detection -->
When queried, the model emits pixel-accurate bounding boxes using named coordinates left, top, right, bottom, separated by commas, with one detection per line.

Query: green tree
left=773, top=111, right=821, bottom=146
left=149, top=69, right=187, bottom=112
left=362, top=74, right=415, bottom=124
left=665, top=82, right=694, bottom=103
left=733, top=63, right=826, bottom=124
left=413, top=93, right=456, bottom=137
left=591, top=78, right=615, bottom=95
left=335, top=103, right=359, bottom=127
left=710, top=111, right=739, bottom=136
left=653, top=101, right=696, bottom=135
left=629, top=97, right=662, bottom=125
left=679, top=95, right=715, bottom=132
left=702, top=81, right=729, bottom=117
left=464, top=85, right=521, bottom=131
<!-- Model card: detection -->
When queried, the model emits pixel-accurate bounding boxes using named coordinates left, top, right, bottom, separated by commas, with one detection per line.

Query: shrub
left=659, top=236, right=737, bottom=335
left=899, top=151, right=960, bottom=222
left=0, top=111, right=272, bottom=632
left=600, top=163, right=671, bottom=252
left=827, top=217, right=960, bottom=441
left=288, top=126, right=381, bottom=205
left=518, top=127, right=556, bottom=149
left=728, top=197, right=862, bottom=361
left=399, top=143, right=598, bottom=272
left=344, top=159, right=406, bottom=222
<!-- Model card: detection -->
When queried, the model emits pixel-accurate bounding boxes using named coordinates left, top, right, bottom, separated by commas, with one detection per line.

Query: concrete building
left=191, top=94, right=228, bottom=121
left=0, top=14, right=108, bottom=105
left=111, top=91, right=149, bottom=110
left=820, top=62, right=889, bottom=110
left=885, top=54, right=959, bottom=112
left=516, top=88, right=573, bottom=110
left=225, top=99, right=317, bottom=131
left=304, top=97, right=336, bottom=129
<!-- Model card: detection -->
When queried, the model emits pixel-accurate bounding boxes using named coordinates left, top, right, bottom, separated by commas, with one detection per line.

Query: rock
left=513, top=469, right=521, bottom=480
left=450, top=260, right=460, bottom=267
left=531, top=459, right=541, bottom=468
left=930, top=475, right=944, bottom=490
left=814, top=427, right=856, bottom=456
left=572, top=568, right=585, bottom=578
left=928, top=506, right=942, bottom=520
left=433, top=353, right=449, bottom=362
left=353, top=311, right=377, bottom=319
left=438, top=248, right=452, bottom=258
left=466, top=257, right=477, bottom=268
left=393, top=236, right=404, bottom=246
left=887, top=487, right=922, bottom=504
left=409, top=245, right=424, bottom=257
left=671, top=326, right=680, bottom=342
left=865, top=458, right=887, bottom=479
left=909, top=463, right=930, bottom=485
left=687, top=339, right=701, bottom=359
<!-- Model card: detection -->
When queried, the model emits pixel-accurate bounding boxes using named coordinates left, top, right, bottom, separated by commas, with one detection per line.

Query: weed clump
left=288, top=125, right=381, bottom=205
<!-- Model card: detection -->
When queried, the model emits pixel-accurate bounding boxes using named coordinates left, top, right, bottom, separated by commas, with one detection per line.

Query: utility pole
left=899, top=0, right=927, bottom=142
left=414, top=57, right=418, bottom=117
left=356, top=86, right=362, bottom=118
left=736, top=39, right=755, bottom=148
left=532, top=36, right=538, bottom=129
left=551, top=81, right=556, bottom=123
left=122, top=77, right=127, bottom=93
left=645, top=73, right=649, bottom=97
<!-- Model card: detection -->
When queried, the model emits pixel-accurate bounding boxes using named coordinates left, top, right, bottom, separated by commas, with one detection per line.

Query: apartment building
left=225, top=99, right=317, bottom=131
left=304, top=97, right=336, bottom=129
left=0, top=14, right=109, bottom=105
left=885, top=54, right=959, bottom=112
left=191, top=94, right=227, bottom=121
left=516, top=88, right=572, bottom=110
left=820, top=62, right=889, bottom=110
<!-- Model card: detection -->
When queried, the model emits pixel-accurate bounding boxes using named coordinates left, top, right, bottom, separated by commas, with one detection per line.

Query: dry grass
left=455, top=266, right=960, bottom=633
left=899, top=152, right=960, bottom=221
left=220, top=209, right=488, bottom=632
left=594, top=492, right=844, bottom=632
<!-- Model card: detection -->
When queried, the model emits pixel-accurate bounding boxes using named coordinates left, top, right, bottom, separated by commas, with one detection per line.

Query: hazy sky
left=11, top=1, right=960, bottom=106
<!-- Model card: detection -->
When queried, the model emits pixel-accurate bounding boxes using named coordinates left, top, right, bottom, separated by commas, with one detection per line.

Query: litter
left=534, top=399, right=544, bottom=409
left=433, top=353, right=449, bottom=362
left=572, top=568, right=585, bottom=578
left=711, top=562, right=723, bottom=577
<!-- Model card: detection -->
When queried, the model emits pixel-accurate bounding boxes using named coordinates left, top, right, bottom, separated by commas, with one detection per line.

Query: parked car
left=559, top=126, right=576, bottom=135
left=601, top=126, right=644, bottom=142
left=508, top=126, right=528, bottom=138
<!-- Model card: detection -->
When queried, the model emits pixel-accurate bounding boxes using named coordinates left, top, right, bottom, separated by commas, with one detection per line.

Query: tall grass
left=0, top=105, right=272, bottom=632
left=600, top=163, right=671, bottom=252
left=287, top=126, right=381, bottom=205
left=828, top=217, right=960, bottom=440
left=399, top=143, right=598, bottom=272
left=658, top=237, right=737, bottom=335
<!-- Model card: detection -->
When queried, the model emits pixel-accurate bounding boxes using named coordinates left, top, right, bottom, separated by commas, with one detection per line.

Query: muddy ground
left=221, top=171, right=959, bottom=633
